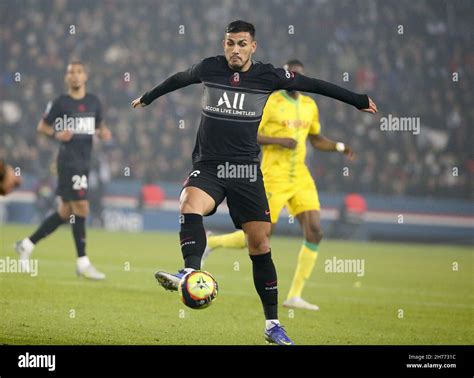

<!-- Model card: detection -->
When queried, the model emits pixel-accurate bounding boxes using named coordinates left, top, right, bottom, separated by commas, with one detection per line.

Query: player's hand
left=279, top=138, right=297, bottom=149
left=344, top=146, right=355, bottom=161
left=131, top=97, right=146, bottom=108
left=98, top=127, right=112, bottom=141
left=54, top=130, right=73, bottom=142
left=361, top=97, right=378, bottom=114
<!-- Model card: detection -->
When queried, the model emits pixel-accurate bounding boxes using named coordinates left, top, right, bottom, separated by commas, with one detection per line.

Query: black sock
left=179, top=213, right=206, bottom=270
left=72, top=215, right=86, bottom=258
left=250, top=252, right=278, bottom=320
left=29, top=212, right=65, bottom=244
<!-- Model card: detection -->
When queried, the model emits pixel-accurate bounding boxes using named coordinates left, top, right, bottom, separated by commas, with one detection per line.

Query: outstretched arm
left=275, top=69, right=377, bottom=113
left=257, top=134, right=297, bottom=149
left=309, top=134, right=354, bottom=160
left=132, top=63, right=202, bottom=108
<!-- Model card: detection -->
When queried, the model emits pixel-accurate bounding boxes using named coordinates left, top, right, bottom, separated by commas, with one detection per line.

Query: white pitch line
left=4, top=258, right=473, bottom=309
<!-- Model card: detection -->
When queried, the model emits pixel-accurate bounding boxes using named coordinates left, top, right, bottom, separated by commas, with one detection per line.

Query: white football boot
left=76, top=256, right=106, bottom=280
left=15, top=238, right=35, bottom=273
left=282, top=297, right=320, bottom=311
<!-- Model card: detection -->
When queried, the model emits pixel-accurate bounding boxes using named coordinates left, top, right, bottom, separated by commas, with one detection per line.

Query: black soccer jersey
left=141, top=55, right=369, bottom=164
left=43, top=93, right=102, bottom=170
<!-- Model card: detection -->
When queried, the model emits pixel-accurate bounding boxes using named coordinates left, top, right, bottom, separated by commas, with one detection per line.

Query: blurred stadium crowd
left=1, top=0, right=472, bottom=199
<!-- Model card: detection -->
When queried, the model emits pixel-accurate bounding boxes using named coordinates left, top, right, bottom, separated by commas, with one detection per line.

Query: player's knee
left=306, top=224, right=323, bottom=243
left=247, top=234, right=270, bottom=254
left=58, top=208, right=70, bottom=220
left=248, top=242, right=270, bottom=254
left=180, top=200, right=200, bottom=214
left=58, top=203, right=71, bottom=220
left=71, top=201, right=89, bottom=217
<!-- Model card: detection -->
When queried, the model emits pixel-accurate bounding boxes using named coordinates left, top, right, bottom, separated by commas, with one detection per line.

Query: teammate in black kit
left=16, top=61, right=111, bottom=280
left=131, top=21, right=377, bottom=345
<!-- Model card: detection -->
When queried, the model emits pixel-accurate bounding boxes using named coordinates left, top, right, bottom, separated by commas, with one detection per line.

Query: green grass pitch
left=0, top=224, right=472, bottom=345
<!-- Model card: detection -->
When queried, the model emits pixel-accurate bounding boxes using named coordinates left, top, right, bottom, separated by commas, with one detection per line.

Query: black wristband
left=139, top=94, right=149, bottom=106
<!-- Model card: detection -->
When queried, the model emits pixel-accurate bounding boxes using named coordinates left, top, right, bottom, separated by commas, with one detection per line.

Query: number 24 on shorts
left=72, top=175, right=88, bottom=190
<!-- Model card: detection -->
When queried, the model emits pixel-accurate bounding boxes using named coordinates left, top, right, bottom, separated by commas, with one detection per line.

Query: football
left=178, top=270, right=218, bottom=309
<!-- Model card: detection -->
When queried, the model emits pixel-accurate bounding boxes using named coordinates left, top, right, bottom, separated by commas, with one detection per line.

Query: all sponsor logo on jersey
left=205, top=91, right=256, bottom=116
left=217, top=92, right=245, bottom=109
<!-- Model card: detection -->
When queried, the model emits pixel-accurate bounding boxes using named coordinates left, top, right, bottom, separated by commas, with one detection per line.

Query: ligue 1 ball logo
left=178, top=271, right=218, bottom=309
left=230, top=72, right=240, bottom=86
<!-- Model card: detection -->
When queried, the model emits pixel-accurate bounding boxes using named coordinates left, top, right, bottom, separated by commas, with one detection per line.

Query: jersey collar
left=280, top=90, right=299, bottom=104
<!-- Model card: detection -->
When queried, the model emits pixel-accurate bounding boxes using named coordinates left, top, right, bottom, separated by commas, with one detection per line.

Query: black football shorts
left=56, top=165, right=89, bottom=201
left=182, top=161, right=271, bottom=229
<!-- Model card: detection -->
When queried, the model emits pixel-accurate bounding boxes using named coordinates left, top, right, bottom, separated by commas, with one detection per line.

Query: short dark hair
left=225, top=20, right=255, bottom=39
left=66, top=60, right=86, bottom=75
left=68, top=60, right=84, bottom=68
left=285, top=59, right=304, bottom=69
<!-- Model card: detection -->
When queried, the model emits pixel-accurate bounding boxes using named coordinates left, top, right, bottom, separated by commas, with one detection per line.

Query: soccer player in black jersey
left=131, top=20, right=377, bottom=345
left=16, top=61, right=111, bottom=280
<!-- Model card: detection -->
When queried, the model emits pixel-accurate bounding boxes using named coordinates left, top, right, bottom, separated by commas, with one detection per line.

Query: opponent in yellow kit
left=205, top=60, right=353, bottom=310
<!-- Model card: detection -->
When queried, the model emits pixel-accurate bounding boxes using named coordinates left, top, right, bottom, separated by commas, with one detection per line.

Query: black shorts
left=182, top=161, right=271, bottom=229
left=56, top=165, right=89, bottom=201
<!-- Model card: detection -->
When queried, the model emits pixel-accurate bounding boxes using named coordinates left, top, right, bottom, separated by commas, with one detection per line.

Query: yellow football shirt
left=259, top=90, right=320, bottom=184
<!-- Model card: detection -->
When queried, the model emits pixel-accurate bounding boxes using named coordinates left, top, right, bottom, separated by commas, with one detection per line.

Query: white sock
left=266, top=319, right=280, bottom=330
left=21, top=238, right=35, bottom=254
left=77, top=256, right=91, bottom=270
left=183, top=268, right=195, bottom=273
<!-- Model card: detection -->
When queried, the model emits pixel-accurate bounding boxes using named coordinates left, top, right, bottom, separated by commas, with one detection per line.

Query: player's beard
left=228, top=56, right=250, bottom=71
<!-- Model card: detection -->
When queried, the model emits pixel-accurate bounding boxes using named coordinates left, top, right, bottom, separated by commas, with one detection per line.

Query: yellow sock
left=287, top=241, right=318, bottom=300
left=207, top=230, right=246, bottom=250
